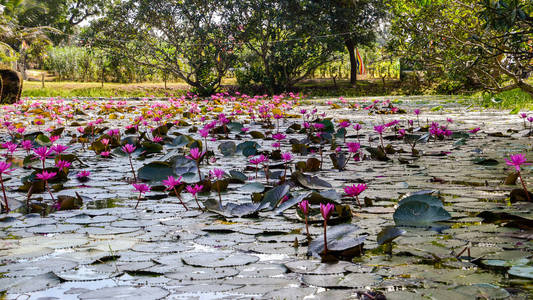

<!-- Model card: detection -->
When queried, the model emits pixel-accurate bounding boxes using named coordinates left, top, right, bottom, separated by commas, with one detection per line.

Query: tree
left=15, top=0, right=106, bottom=43
left=388, top=0, right=533, bottom=96
left=87, top=0, right=237, bottom=96
left=0, top=0, right=60, bottom=75
left=230, top=0, right=342, bottom=93
left=315, top=0, right=386, bottom=85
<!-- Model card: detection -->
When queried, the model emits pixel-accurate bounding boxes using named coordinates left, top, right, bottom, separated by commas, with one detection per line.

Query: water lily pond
left=0, top=95, right=532, bottom=299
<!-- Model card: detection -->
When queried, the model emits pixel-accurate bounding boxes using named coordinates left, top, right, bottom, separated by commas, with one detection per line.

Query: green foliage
left=231, top=1, right=344, bottom=93
left=87, top=0, right=237, bottom=96
left=388, top=0, right=533, bottom=97
left=476, top=88, right=533, bottom=110
left=43, top=46, right=164, bottom=83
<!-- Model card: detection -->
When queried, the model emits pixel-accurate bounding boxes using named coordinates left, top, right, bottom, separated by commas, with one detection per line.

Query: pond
left=0, top=95, right=531, bottom=299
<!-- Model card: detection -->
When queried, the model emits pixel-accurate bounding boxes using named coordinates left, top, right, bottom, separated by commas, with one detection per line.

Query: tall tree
left=87, top=0, right=238, bottom=96
left=15, top=0, right=106, bottom=43
left=315, top=0, right=386, bottom=85
left=388, top=0, right=533, bottom=96
left=0, top=0, right=60, bottom=74
left=230, top=0, right=342, bottom=93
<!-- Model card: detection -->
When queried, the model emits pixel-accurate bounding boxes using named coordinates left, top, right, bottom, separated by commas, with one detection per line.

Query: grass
left=22, top=78, right=406, bottom=99
left=22, top=81, right=191, bottom=98
left=471, top=88, right=533, bottom=110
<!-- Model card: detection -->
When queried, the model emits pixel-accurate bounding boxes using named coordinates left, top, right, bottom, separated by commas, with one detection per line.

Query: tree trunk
left=345, top=40, right=357, bottom=86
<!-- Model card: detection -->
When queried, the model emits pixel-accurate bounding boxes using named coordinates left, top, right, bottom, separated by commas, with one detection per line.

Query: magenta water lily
left=320, top=203, right=335, bottom=255
left=133, top=183, right=151, bottom=209
left=299, top=200, right=310, bottom=238
left=505, top=154, right=531, bottom=202
left=163, top=175, right=188, bottom=210
left=0, top=161, right=14, bottom=212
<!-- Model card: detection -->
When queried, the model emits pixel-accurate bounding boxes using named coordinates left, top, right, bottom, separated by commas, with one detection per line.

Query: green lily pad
left=241, top=182, right=265, bottom=193
left=394, top=201, right=451, bottom=227
left=219, top=141, right=236, bottom=156
left=508, top=265, right=533, bottom=279
left=183, top=252, right=259, bottom=267
left=138, top=161, right=175, bottom=182
left=292, top=171, right=332, bottom=190
left=79, top=286, right=169, bottom=300
left=377, top=226, right=406, bottom=245
left=259, top=184, right=290, bottom=211
left=307, top=224, right=366, bottom=260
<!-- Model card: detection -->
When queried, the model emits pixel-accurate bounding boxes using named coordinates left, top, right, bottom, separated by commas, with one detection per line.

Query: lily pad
left=284, top=260, right=353, bottom=275
left=182, top=252, right=259, bottom=267
left=219, top=141, right=236, bottom=156
left=508, top=265, right=533, bottom=279
left=55, top=266, right=120, bottom=281
left=138, top=161, right=175, bottom=182
left=259, top=184, right=290, bottom=211
left=241, top=182, right=265, bottom=193
left=307, top=224, right=366, bottom=260
left=292, top=171, right=333, bottom=190
left=377, top=226, right=406, bottom=245
left=166, top=266, right=239, bottom=280
left=302, top=273, right=382, bottom=288
left=78, top=286, right=169, bottom=300
left=393, top=201, right=451, bottom=227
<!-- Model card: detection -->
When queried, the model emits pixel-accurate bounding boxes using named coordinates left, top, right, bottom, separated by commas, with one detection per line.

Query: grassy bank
left=22, top=81, right=191, bottom=98
left=472, top=88, right=533, bottom=110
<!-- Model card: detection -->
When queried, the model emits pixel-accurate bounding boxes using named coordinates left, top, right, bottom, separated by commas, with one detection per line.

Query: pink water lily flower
left=281, top=152, right=292, bottom=162
left=55, top=160, right=71, bottom=172
left=0, top=161, right=13, bottom=212
left=469, top=127, right=481, bottom=134
left=320, top=202, right=335, bottom=255
left=34, top=146, right=53, bottom=162
left=36, top=170, right=56, bottom=181
left=122, top=144, right=136, bottom=154
left=272, top=133, right=286, bottom=141
left=320, top=203, right=335, bottom=221
left=186, top=184, right=203, bottom=196
left=186, top=147, right=205, bottom=161
left=344, top=183, right=367, bottom=199
left=133, top=183, right=151, bottom=194
left=346, top=142, right=360, bottom=153
left=505, top=154, right=529, bottom=172
left=163, top=175, right=183, bottom=190
left=51, top=144, right=68, bottom=155
left=339, top=121, right=351, bottom=128
left=76, top=170, right=91, bottom=180
left=0, top=161, right=14, bottom=175
left=374, top=125, right=385, bottom=134
left=505, top=153, right=531, bottom=202
left=298, top=200, right=309, bottom=215
left=210, top=168, right=225, bottom=180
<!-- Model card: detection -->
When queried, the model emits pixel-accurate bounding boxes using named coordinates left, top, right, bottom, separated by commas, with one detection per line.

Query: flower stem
left=135, top=192, right=141, bottom=209
left=518, top=171, right=531, bottom=202
left=304, top=214, right=309, bottom=238
left=194, top=195, right=204, bottom=211
left=128, top=155, right=137, bottom=182
left=0, top=175, right=8, bottom=212
left=173, top=187, right=188, bottom=210
left=196, top=161, right=202, bottom=181
left=45, top=180, right=55, bottom=202
left=323, top=220, right=328, bottom=255
left=355, top=195, right=361, bottom=207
